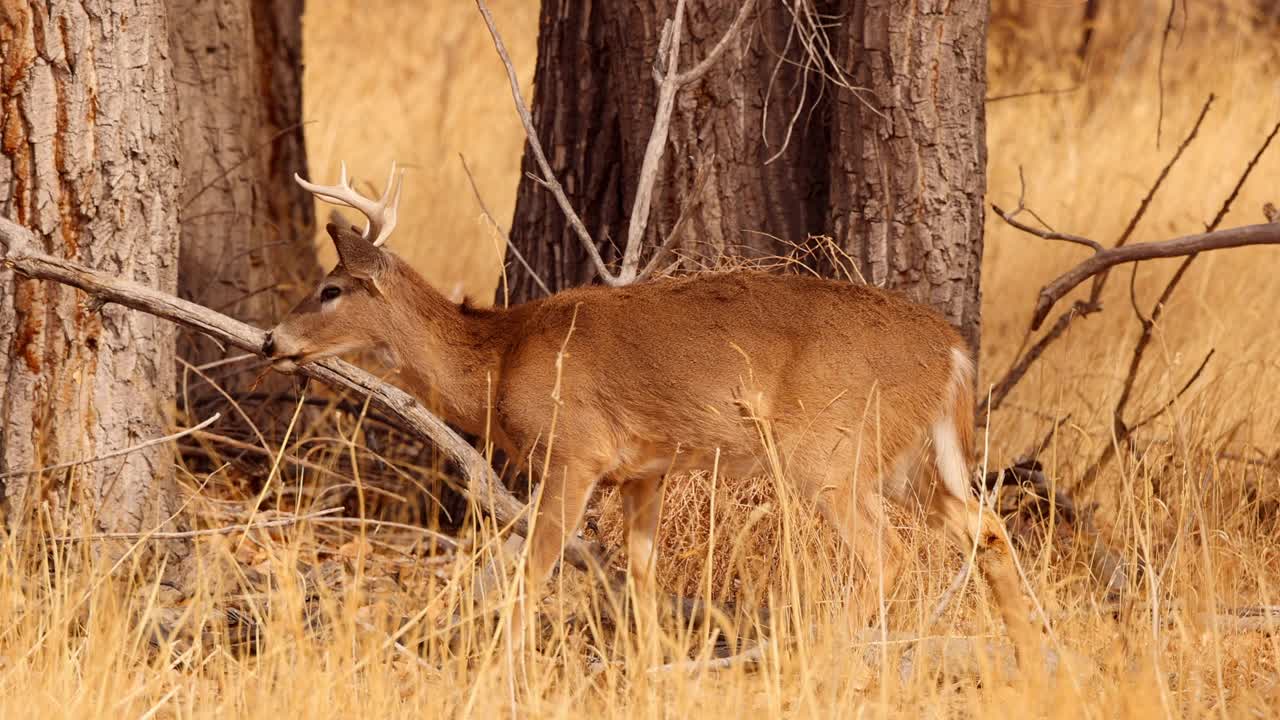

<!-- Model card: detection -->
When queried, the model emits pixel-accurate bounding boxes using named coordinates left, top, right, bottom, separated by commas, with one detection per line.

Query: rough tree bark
left=828, top=0, right=988, bottom=349
left=507, top=0, right=988, bottom=349
left=0, top=0, right=183, bottom=534
left=507, top=0, right=829, bottom=301
left=168, top=0, right=318, bottom=390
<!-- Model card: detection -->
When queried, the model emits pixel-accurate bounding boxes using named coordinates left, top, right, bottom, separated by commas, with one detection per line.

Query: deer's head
left=262, top=163, right=408, bottom=372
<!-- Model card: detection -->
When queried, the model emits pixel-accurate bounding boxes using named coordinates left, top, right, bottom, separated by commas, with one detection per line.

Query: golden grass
left=3, top=1, right=1280, bottom=717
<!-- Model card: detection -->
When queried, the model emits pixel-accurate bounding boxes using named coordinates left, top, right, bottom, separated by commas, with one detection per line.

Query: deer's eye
left=320, top=286, right=342, bottom=302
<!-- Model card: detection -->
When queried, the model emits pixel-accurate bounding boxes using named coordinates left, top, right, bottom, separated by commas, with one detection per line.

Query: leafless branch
left=981, top=97, right=1220, bottom=418
left=618, top=0, right=757, bottom=284
left=979, top=301, right=1100, bottom=420
left=1029, top=222, right=1280, bottom=330
left=53, top=508, right=342, bottom=542
left=675, top=0, right=756, bottom=85
left=475, top=0, right=753, bottom=288
left=0, top=413, right=221, bottom=479
left=1079, top=116, right=1280, bottom=487
left=472, top=0, right=616, bottom=286
left=458, top=153, right=550, bottom=297
left=992, top=204, right=1104, bottom=253
left=637, top=156, right=715, bottom=281
left=0, top=216, right=600, bottom=572
left=986, top=83, right=1082, bottom=104
left=1090, top=94, right=1215, bottom=294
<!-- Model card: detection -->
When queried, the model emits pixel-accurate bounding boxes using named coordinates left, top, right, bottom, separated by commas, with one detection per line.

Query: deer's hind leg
left=793, top=449, right=907, bottom=632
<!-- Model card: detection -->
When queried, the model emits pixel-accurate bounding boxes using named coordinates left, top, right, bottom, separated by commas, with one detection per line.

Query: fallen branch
left=0, top=216, right=598, bottom=572
left=52, top=507, right=342, bottom=542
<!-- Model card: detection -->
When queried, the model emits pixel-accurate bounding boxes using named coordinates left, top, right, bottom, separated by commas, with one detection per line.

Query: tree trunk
left=168, top=0, right=318, bottom=390
left=507, top=0, right=829, bottom=303
left=827, top=0, right=988, bottom=349
left=0, top=0, right=183, bottom=535
left=507, top=0, right=987, bottom=349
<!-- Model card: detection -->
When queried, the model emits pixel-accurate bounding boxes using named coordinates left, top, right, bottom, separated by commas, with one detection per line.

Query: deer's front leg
left=524, top=456, right=601, bottom=592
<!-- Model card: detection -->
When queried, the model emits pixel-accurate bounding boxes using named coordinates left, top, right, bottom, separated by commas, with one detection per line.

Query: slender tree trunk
left=0, top=0, right=183, bottom=535
left=168, top=0, right=318, bottom=387
left=506, top=0, right=987, bottom=350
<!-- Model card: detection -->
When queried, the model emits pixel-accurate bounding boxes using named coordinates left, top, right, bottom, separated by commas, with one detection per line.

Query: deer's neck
left=386, top=273, right=503, bottom=437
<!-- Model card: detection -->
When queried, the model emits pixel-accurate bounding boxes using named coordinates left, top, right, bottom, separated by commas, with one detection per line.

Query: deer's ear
left=327, top=223, right=386, bottom=281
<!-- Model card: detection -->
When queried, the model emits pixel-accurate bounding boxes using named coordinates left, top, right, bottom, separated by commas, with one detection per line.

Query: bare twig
left=979, top=300, right=1100, bottom=419
left=0, top=413, right=221, bottom=479
left=476, top=0, right=753, bottom=287
left=675, top=0, right=757, bottom=85
left=1154, top=0, right=1179, bottom=148
left=637, top=156, right=715, bottom=281
left=991, top=203, right=1103, bottom=253
left=1079, top=117, right=1280, bottom=487
left=982, top=97, right=1217, bottom=417
left=0, top=216, right=600, bottom=572
left=458, top=153, right=550, bottom=297
left=987, top=83, right=1082, bottom=104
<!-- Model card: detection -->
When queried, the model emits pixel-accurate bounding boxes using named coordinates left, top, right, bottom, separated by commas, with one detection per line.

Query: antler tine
left=372, top=164, right=405, bottom=247
left=293, top=161, right=405, bottom=246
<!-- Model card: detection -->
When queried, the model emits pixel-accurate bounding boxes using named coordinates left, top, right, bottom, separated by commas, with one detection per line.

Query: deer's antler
left=295, top=162, right=405, bottom=247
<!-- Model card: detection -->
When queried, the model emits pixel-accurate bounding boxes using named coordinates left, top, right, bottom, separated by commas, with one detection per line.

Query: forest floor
left=3, top=2, right=1280, bottom=718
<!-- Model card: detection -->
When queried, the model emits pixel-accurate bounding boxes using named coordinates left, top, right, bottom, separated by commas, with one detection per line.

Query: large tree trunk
left=0, top=0, right=183, bottom=535
left=168, top=0, right=318, bottom=396
left=507, top=0, right=987, bottom=349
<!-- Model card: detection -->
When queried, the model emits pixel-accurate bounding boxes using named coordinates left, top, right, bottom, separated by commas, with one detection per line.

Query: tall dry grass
left=2, top=1, right=1280, bottom=717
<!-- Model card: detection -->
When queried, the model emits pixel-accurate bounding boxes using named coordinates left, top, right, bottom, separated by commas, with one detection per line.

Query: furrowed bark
left=828, top=0, right=990, bottom=350
left=0, top=1, right=183, bottom=536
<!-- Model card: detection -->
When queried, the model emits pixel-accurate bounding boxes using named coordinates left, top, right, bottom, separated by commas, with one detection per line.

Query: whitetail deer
left=263, top=164, right=1040, bottom=660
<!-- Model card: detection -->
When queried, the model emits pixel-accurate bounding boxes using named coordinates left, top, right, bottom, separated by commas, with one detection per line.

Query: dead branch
left=1079, top=118, right=1280, bottom=487
left=472, top=0, right=612, bottom=286
left=53, top=508, right=342, bottom=542
left=475, top=0, right=754, bottom=287
left=1028, top=222, right=1280, bottom=331
left=0, top=216, right=600, bottom=572
left=618, top=0, right=756, bottom=284
left=458, top=153, right=550, bottom=297
left=981, top=96, right=1215, bottom=419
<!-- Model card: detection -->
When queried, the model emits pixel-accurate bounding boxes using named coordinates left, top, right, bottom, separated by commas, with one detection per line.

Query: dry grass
left=4, top=1, right=1280, bottom=717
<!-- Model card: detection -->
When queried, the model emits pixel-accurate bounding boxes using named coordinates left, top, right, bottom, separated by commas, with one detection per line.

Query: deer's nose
left=261, top=332, right=276, bottom=357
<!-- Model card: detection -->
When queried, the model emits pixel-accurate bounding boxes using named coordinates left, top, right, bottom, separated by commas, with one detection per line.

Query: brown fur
left=265, top=227, right=1039, bottom=660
